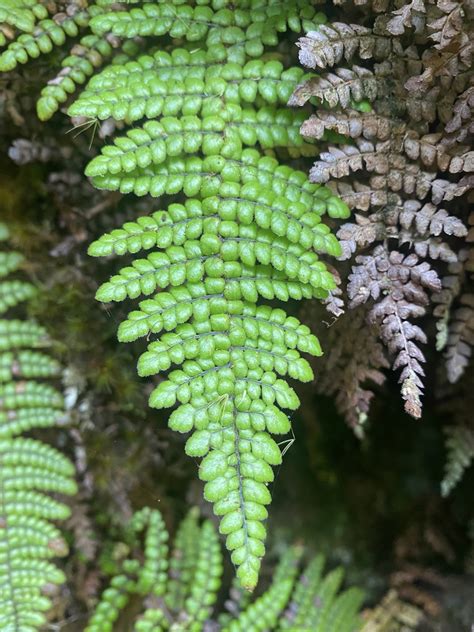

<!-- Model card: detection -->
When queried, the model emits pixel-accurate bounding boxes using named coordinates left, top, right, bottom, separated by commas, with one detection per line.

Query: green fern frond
left=278, top=560, right=364, bottom=631
left=441, top=424, right=474, bottom=496
left=87, top=151, right=347, bottom=221
left=0, top=280, right=37, bottom=313
left=83, top=107, right=315, bottom=178
left=280, top=553, right=325, bottom=628
left=2, top=0, right=349, bottom=595
left=325, top=588, right=366, bottom=632
left=79, top=44, right=247, bottom=91
left=223, top=545, right=302, bottom=631
left=0, top=319, right=50, bottom=352
left=87, top=1, right=327, bottom=47
left=165, top=507, right=200, bottom=612
left=0, top=251, right=24, bottom=277
left=37, top=32, right=120, bottom=121
left=280, top=558, right=364, bottom=632
left=0, top=7, right=95, bottom=72
left=0, top=0, right=48, bottom=34
left=85, top=509, right=222, bottom=632
left=80, top=0, right=349, bottom=591
left=1, top=0, right=329, bottom=120
left=0, top=222, right=77, bottom=631
left=0, top=2, right=114, bottom=120
left=87, top=507, right=364, bottom=630
left=0, top=350, right=60, bottom=382
left=170, top=519, right=222, bottom=630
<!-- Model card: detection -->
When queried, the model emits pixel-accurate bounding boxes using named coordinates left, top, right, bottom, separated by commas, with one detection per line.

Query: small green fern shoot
left=87, top=507, right=364, bottom=631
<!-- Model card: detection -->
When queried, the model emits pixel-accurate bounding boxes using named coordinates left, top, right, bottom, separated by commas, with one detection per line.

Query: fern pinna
left=86, top=507, right=364, bottom=631
left=0, top=0, right=114, bottom=120
left=0, top=223, right=77, bottom=631
left=68, top=0, right=350, bottom=590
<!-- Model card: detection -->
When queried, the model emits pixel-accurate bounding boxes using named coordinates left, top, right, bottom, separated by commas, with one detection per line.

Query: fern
left=0, top=0, right=329, bottom=121
left=0, top=0, right=349, bottom=590
left=0, top=223, right=77, bottom=631
left=441, top=424, right=474, bottom=497
left=360, top=589, right=423, bottom=632
left=292, top=0, right=473, bottom=424
left=0, top=0, right=48, bottom=34
left=86, top=507, right=364, bottom=631
left=0, top=6, right=97, bottom=71
left=59, top=0, right=350, bottom=591
left=312, top=305, right=389, bottom=436
left=36, top=31, right=121, bottom=121
left=0, top=1, right=114, bottom=120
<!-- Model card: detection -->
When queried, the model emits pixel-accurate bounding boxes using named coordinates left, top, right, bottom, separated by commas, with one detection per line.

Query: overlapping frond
left=0, top=223, right=77, bottom=631
left=0, top=1, right=126, bottom=120
left=292, top=0, right=473, bottom=424
left=0, top=5, right=99, bottom=72
left=86, top=507, right=364, bottom=630
left=348, top=247, right=441, bottom=418
left=441, top=424, right=474, bottom=497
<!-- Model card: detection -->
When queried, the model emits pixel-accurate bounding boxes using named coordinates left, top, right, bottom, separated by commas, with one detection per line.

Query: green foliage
left=86, top=508, right=170, bottom=631
left=0, top=6, right=96, bottom=72
left=2, top=0, right=473, bottom=623
left=0, top=0, right=48, bottom=34
left=441, top=424, right=474, bottom=497
left=87, top=0, right=327, bottom=51
left=0, top=1, right=114, bottom=120
left=87, top=507, right=364, bottom=631
left=69, top=60, right=306, bottom=122
left=0, top=0, right=328, bottom=121
left=82, top=0, right=349, bottom=591
left=82, top=106, right=316, bottom=173
left=0, top=222, right=77, bottom=631
left=36, top=31, right=120, bottom=122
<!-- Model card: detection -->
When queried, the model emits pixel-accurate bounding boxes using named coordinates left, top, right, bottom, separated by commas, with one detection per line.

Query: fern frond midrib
left=161, top=336, right=301, bottom=364
left=230, top=394, right=252, bottom=581
left=94, top=117, right=306, bottom=149
left=109, top=246, right=319, bottom=275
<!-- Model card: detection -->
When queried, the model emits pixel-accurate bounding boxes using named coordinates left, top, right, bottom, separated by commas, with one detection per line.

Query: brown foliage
left=293, top=0, right=473, bottom=423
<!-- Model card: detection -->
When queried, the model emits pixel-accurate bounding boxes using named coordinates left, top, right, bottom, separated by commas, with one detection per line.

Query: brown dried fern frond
left=289, top=66, right=379, bottom=108
left=316, top=306, right=389, bottom=434
left=348, top=246, right=441, bottom=418
left=293, top=0, right=473, bottom=420
left=297, top=23, right=391, bottom=70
